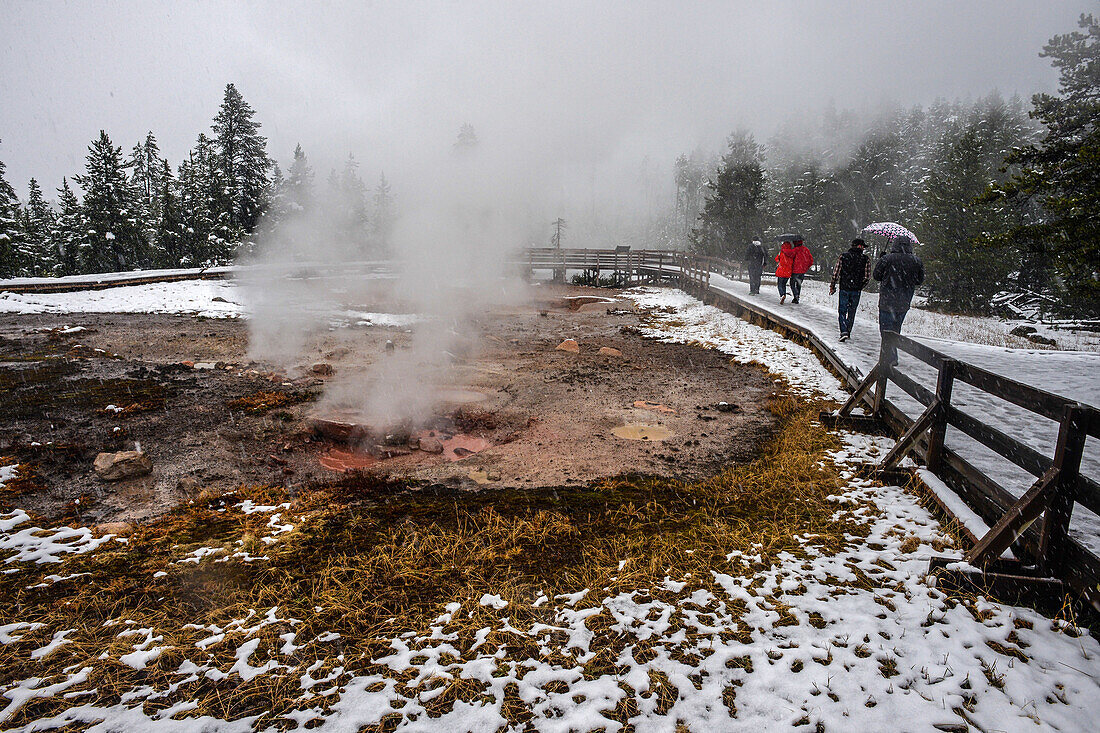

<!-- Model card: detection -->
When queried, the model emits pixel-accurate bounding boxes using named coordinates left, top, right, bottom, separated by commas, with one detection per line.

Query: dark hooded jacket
left=873, top=237, right=924, bottom=312
left=743, top=241, right=767, bottom=272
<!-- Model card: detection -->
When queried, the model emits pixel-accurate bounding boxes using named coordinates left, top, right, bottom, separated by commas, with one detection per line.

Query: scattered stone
left=419, top=436, right=445, bottom=454
left=1010, top=325, right=1038, bottom=336
left=177, top=476, right=201, bottom=492
left=487, top=471, right=502, bottom=481
left=453, top=447, right=475, bottom=458
left=380, top=447, right=412, bottom=459
left=211, top=296, right=229, bottom=303
left=555, top=339, right=580, bottom=353
left=311, top=362, right=336, bottom=376
left=93, top=521, right=134, bottom=536
left=94, top=451, right=153, bottom=481
left=385, top=340, right=395, bottom=352
left=193, top=362, right=216, bottom=370
left=181, top=360, right=195, bottom=368
left=714, top=401, right=741, bottom=413
left=539, top=310, right=549, bottom=317
left=598, top=346, right=622, bottom=357
left=383, top=431, right=411, bottom=447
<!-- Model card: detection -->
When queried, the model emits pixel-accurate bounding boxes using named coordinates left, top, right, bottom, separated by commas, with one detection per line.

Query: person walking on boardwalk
left=829, top=238, right=871, bottom=342
left=789, top=238, right=814, bottom=304
left=873, top=235, right=924, bottom=365
left=775, top=241, right=794, bottom=303
left=744, top=239, right=767, bottom=295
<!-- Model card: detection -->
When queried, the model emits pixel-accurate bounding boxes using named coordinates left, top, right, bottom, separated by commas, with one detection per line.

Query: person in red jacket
left=775, top=241, right=794, bottom=304
left=789, top=238, right=814, bottom=304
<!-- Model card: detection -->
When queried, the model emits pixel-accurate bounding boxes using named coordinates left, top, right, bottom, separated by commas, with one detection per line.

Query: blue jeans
left=879, top=309, right=908, bottom=363
left=838, top=290, right=861, bottom=335
left=777, top=277, right=789, bottom=297
left=790, top=273, right=805, bottom=301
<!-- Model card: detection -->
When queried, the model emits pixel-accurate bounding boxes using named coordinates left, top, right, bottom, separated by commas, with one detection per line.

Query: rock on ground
left=94, top=451, right=153, bottom=481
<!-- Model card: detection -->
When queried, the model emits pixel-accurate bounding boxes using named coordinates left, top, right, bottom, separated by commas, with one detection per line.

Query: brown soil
left=0, top=284, right=777, bottom=523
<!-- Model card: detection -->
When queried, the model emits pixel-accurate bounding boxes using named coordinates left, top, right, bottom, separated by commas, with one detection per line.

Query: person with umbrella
left=829, top=238, right=871, bottom=341
left=873, top=234, right=924, bottom=365
left=743, top=239, right=768, bottom=295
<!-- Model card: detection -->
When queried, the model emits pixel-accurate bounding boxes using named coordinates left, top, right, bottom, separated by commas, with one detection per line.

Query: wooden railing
left=829, top=330, right=1100, bottom=600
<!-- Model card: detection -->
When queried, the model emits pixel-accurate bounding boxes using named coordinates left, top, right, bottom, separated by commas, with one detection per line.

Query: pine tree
left=373, top=172, right=395, bottom=255
left=212, top=83, right=272, bottom=235
left=177, top=133, right=231, bottom=265
left=697, top=131, right=766, bottom=258
left=453, top=123, right=478, bottom=152
left=22, top=178, right=56, bottom=275
left=154, top=161, right=186, bottom=267
left=74, top=130, right=146, bottom=272
left=128, top=131, right=165, bottom=263
left=284, top=144, right=314, bottom=214
left=0, top=153, right=24, bottom=277
left=988, top=13, right=1100, bottom=315
left=674, top=153, right=707, bottom=245
left=51, top=178, right=85, bottom=275
left=336, top=154, right=369, bottom=253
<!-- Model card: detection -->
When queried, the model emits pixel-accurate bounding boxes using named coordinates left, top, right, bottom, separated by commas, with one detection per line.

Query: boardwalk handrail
left=831, top=329, right=1100, bottom=599
left=660, top=271, right=1099, bottom=608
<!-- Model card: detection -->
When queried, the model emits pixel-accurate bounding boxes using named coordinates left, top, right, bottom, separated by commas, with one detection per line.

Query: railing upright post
left=1039, top=405, right=1088, bottom=575
left=925, top=359, right=956, bottom=472
left=872, top=332, right=893, bottom=418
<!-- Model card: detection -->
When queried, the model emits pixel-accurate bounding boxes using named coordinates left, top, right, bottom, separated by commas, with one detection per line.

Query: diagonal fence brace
left=966, top=468, right=1060, bottom=567
left=878, top=398, right=942, bottom=470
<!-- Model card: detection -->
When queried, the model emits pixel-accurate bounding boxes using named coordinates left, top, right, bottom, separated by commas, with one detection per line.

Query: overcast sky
left=1, top=0, right=1093, bottom=199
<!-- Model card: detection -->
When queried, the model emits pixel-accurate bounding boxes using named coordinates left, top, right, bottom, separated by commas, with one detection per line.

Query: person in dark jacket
left=789, top=238, right=813, bottom=304
left=873, top=235, right=924, bottom=364
left=829, top=238, right=871, bottom=341
left=743, top=240, right=767, bottom=295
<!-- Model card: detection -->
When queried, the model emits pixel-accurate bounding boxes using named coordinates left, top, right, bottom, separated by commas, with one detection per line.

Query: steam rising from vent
left=239, top=134, right=528, bottom=431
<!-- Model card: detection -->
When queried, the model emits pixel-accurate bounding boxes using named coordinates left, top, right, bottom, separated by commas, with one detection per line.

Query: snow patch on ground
left=0, top=280, right=244, bottom=318
left=624, top=287, right=848, bottom=401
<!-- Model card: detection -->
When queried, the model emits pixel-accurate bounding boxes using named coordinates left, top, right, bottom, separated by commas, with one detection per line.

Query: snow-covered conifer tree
left=212, top=83, right=272, bottom=235
left=51, top=178, right=86, bottom=275
left=74, top=130, right=146, bottom=272
left=0, top=154, right=26, bottom=277
left=22, top=178, right=56, bottom=275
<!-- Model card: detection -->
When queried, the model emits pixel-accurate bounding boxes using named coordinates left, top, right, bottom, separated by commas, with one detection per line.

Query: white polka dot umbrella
left=860, top=222, right=920, bottom=244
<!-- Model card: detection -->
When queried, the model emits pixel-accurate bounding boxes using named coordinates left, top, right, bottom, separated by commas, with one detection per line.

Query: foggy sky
left=1, top=0, right=1092, bottom=198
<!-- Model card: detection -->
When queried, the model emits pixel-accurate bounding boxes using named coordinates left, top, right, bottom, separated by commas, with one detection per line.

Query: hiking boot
left=792, top=298, right=799, bottom=304
left=780, top=294, right=786, bottom=304
left=839, top=332, right=850, bottom=342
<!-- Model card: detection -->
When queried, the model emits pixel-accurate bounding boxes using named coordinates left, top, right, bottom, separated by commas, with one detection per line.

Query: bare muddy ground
left=0, top=284, right=777, bottom=524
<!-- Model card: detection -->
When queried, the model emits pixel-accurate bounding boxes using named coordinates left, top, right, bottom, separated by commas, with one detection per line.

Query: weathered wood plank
left=953, top=361, right=1073, bottom=422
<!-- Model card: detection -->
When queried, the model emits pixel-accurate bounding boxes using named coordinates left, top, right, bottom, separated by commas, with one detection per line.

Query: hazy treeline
left=682, top=14, right=1099, bottom=317
left=0, top=83, right=395, bottom=278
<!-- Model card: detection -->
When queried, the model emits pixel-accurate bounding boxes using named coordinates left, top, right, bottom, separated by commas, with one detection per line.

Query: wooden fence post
left=872, top=332, right=892, bottom=417
left=1039, top=405, right=1088, bottom=575
left=925, top=359, right=956, bottom=472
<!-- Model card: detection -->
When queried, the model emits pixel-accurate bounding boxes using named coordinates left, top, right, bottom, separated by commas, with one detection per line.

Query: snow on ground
left=0, top=280, right=245, bottom=319
left=705, top=275, right=1100, bottom=557
left=3, top=302, right=1100, bottom=731
left=0, top=279, right=419, bottom=328
left=625, top=287, right=848, bottom=402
